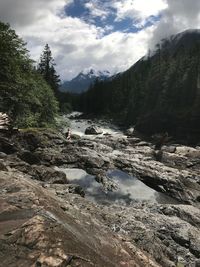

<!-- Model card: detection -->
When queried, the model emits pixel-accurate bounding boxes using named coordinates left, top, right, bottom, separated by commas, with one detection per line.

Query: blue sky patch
left=65, top=0, right=162, bottom=35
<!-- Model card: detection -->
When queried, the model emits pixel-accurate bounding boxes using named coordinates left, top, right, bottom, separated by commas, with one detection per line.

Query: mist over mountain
left=80, top=29, right=200, bottom=144
left=60, top=69, right=111, bottom=94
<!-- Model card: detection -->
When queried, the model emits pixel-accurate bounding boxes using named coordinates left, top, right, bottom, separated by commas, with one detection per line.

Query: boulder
left=65, top=184, right=85, bottom=197
left=126, top=127, right=134, bottom=136
left=85, top=125, right=103, bottom=135
left=33, top=166, right=68, bottom=184
left=161, top=145, right=176, bottom=153
left=0, top=137, right=18, bottom=154
left=19, top=150, right=41, bottom=165
left=71, top=133, right=81, bottom=140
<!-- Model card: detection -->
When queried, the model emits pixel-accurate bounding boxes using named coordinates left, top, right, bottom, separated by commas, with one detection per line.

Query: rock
left=162, top=145, right=176, bottom=153
left=126, top=127, right=134, bottom=136
left=65, top=184, right=85, bottom=197
left=82, top=155, right=105, bottom=169
left=0, top=152, right=7, bottom=158
left=19, top=150, right=41, bottom=165
left=71, top=133, right=81, bottom=140
left=34, top=166, right=68, bottom=184
left=0, top=170, right=150, bottom=267
left=136, top=141, right=150, bottom=146
left=175, top=146, right=198, bottom=156
left=1, top=122, right=200, bottom=267
left=154, top=150, right=163, bottom=161
left=0, top=160, right=8, bottom=171
left=127, top=137, right=142, bottom=144
left=47, top=183, right=85, bottom=197
left=20, top=131, right=42, bottom=151
left=85, top=125, right=103, bottom=135
left=196, top=259, right=200, bottom=267
left=0, top=137, right=17, bottom=154
left=95, top=173, right=118, bottom=192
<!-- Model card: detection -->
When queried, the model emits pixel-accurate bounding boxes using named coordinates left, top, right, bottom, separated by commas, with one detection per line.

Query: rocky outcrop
left=85, top=125, right=103, bottom=135
left=0, top=125, right=200, bottom=266
left=0, top=170, right=158, bottom=267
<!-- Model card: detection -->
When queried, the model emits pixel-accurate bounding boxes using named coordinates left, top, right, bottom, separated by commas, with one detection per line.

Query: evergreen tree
left=0, top=22, right=58, bottom=127
left=38, top=44, right=60, bottom=97
left=80, top=31, right=200, bottom=141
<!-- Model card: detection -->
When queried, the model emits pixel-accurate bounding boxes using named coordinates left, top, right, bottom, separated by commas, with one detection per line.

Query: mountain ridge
left=79, top=29, right=200, bottom=144
left=60, top=69, right=111, bottom=94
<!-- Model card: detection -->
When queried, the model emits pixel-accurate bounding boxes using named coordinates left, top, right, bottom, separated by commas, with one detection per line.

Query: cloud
left=0, top=0, right=72, bottom=27
left=84, top=1, right=111, bottom=21
left=0, top=0, right=156, bottom=80
left=0, top=0, right=199, bottom=81
left=113, top=0, right=167, bottom=26
left=149, top=0, right=200, bottom=48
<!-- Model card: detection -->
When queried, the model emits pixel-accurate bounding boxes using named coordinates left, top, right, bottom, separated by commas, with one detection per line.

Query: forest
left=76, top=31, right=200, bottom=142
left=0, top=22, right=59, bottom=128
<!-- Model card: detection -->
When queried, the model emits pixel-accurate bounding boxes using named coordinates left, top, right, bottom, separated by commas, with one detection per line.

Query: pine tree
left=38, top=44, right=60, bottom=97
left=0, top=22, right=58, bottom=127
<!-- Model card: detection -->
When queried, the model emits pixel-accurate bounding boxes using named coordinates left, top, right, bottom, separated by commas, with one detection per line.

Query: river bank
left=0, top=114, right=200, bottom=267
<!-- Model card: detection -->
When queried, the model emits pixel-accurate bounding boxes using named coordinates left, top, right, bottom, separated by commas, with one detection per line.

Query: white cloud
left=1, top=0, right=200, bottom=82
left=85, top=1, right=110, bottom=20
left=0, top=0, right=72, bottom=27
left=149, top=0, right=200, bottom=48
left=113, top=0, right=167, bottom=25
left=0, top=0, right=155, bottom=80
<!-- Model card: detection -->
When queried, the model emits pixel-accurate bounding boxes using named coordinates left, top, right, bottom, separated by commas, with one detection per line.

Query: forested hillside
left=0, top=22, right=58, bottom=127
left=80, top=30, right=200, bottom=143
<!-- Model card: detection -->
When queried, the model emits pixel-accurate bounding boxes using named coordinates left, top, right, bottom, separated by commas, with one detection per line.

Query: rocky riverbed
left=0, top=115, right=200, bottom=267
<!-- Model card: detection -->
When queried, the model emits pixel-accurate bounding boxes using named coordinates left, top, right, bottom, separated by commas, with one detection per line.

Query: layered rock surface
left=0, top=125, right=200, bottom=267
left=0, top=170, right=152, bottom=267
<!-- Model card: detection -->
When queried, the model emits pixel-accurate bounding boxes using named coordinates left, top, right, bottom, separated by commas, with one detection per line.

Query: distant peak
left=60, top=68, right=111, bottom=94
left=79, top=68, right=111, bottom=78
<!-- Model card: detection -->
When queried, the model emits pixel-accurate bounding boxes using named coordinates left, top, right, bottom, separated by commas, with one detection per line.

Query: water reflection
left=57, top=168, right=178, bottom=205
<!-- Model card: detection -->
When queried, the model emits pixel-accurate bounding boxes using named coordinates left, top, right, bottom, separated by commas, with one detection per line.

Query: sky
left=0, top=0, right=200, bottom=81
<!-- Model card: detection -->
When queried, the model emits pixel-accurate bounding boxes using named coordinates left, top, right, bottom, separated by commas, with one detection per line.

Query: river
left=57, top=112, right=179, bottom=206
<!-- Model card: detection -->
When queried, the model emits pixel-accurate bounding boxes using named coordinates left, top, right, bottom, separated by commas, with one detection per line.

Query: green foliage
left=37, top=44, right=61, bottom=98
left=55, top=115, right=70, bottom=132
left=0, top=21, right=58, bottom=128
left=60, top=102, right=72, bottom=114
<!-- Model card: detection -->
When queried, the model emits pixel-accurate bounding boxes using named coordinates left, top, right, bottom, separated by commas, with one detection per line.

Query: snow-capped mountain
left=60, top=69, right=111, bottom=94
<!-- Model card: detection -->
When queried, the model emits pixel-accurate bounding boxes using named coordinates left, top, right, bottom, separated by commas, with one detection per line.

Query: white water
left=63, top=112, right=124, bottom=138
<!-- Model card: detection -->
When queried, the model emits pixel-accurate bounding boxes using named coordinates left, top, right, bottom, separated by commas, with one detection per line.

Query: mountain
left=80, top=29, right=200, bottom=144
left=60, top=69, right=111, bottom=94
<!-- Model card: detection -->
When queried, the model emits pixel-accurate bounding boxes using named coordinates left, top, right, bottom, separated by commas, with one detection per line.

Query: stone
left=0, top=152, right=7, bottom=158
left=34, top=166, right=68, bottom=184
left=126, top=127, right=134, bottom=136
left=19, top=150, right=41, bottom=165
left=195, top=259, right=200, bottom=267
left=162, top=145, right=176, bottom=153
left=0, top=160, right=8, bottom=171
left=0, top=123, right=200, bottom=267
left=0, top=170, right=145, bottom=267
left=85, top=125, right=103, bottom=135
left=0, top=137, right=17, bottom=154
